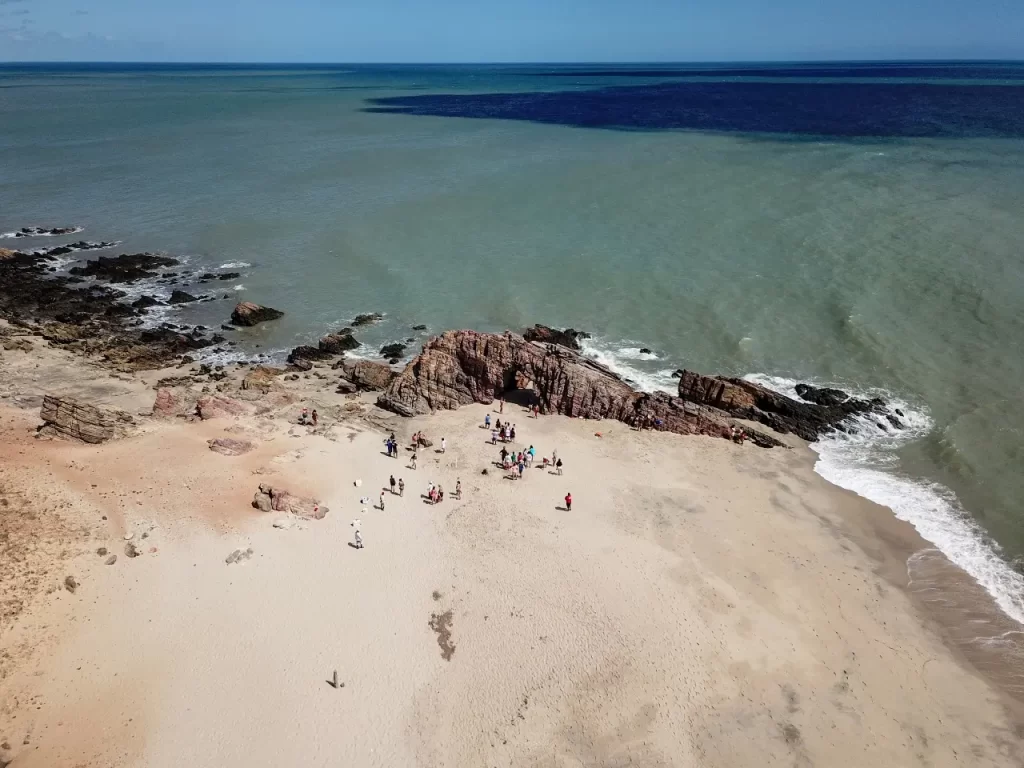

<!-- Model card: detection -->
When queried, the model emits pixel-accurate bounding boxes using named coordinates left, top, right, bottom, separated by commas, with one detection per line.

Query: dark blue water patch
left=364, top=80, right=1024, bottom=139
left=532, top=62, right=1024, bottom=81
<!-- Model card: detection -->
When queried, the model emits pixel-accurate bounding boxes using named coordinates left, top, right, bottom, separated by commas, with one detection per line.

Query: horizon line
left=2, top=58, right=1024, bottom=66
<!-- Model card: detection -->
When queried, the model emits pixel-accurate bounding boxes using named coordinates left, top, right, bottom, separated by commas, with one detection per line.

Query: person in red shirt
left=564, top=492, right=572, bottom=511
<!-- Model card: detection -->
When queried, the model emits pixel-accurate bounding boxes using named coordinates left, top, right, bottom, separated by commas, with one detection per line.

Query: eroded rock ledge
left=377, top=329, right=900, bottom=448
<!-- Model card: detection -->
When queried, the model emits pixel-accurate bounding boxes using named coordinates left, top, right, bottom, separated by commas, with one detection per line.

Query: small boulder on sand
left=252, top=483, right=327, bottom=519
left=208, top=437, right=256, bottom=456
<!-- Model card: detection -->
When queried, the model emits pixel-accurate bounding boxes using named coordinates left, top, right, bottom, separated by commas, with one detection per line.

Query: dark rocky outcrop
left=12, top=226, right=81, bottom=237
left=318, top=329, right=360, bottom=354
left=380, top=342, right=407, bottom=362
left=230, top=301, right=284, bottom=326
left=68, top=253, right=178, bottom=283
left=412, top=324, right=428, bottom=331
left=168, top=290, right=198, bottom=304
left=794, top=383, right=850, bottom=408
left=522, top=324, right=591, bottom=351
left=38, top=395, right=135, bottom=443
left=351, top=312, right=384, bottom=327
left=131, top=295, right=162, bottom=309
left=676, top=371, right=885, bottom=442
left=287, top=345, right=332, bottom=365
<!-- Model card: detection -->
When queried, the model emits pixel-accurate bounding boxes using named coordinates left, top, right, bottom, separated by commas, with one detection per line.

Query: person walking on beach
left=352, top=518, right=363, bottom=549
left=300, top=407, right=308, bottom=425
left=389, top=474, right=396, bottom=495
left=556, top=457, right=563, bottom=476
left=455, top=479, right=462, bottom=499
left=491, top=429, right=498, bottom=445
left=441, top=437, right=446, bottom=454
left=485, top=413, right=491, bottom=429
left=438, top=485, right=444, bottom=503
left=410, top=453, right=417, bottom=470
left=379, top=490, right=386, bottom=511
left=398, top=478, right=405, bottom=497
left=500, top=397, right=504, bottom=414
left=551, top=448, right=558, bottom=468
left=564, top=493, right=572, bottom=512
left=311, top=409, right=318, bottom=427
left=510, top=425, right=517, bottom=441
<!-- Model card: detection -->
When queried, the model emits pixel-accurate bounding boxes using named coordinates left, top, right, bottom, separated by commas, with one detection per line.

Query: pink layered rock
left=376, top=330, right=753, bottom=442
left=152, top=388, right=190, bottom=418
left=195, top=395, right=250, bottom=420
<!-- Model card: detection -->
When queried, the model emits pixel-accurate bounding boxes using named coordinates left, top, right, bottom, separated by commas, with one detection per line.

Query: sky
left=1, top=0, right=1022, bottom=63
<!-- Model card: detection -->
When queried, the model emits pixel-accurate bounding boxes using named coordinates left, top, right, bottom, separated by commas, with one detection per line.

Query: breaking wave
left=745, top=374, right=1024, bottom=625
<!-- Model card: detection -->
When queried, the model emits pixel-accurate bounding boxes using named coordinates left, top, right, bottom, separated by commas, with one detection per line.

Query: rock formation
left=319, top=329, right=360, bottom=354
left=351, top=312, right=384, bottom=327
left=378, top=329, right=899, bottom=447
left=195, top=395, right=250, bottom=420
left=68, top=252, right=178, bottom=283
left=522, top=324, right=591, bottom=351
left=230, top=301, right=284, bottom=327
left=675, top=371, right=883, bottom=442
left=38, top=395, right=135, bottom=443
left=251, top=483, right=328, bottom=519
left=341, top=360, right=396, bottom=391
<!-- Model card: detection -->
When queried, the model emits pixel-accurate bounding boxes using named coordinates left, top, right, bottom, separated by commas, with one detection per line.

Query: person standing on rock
left=389, top=475, right=397, bottom=495
left=564, top=492, right=572, bottom=511
left=398, top=478, right=405, bottom=497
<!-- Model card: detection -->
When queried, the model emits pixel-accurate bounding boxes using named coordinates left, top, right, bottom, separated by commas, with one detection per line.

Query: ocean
left=2, top=62, right=1024, bottom=624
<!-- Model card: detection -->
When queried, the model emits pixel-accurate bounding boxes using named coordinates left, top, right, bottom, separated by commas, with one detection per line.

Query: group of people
left=388, top=474, right=405, bottom=497
left=488, top=418, right=518, bottom=445
left=425, top=479, right=461, bottom=504
left=729, top=426, right=747, bottom=445
left=353, top=405, right=571, bottom=550
left=299, top=407, right=319, bottom=427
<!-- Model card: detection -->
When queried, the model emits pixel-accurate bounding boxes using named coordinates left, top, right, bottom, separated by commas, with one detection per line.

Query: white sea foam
left=578, top=337, right=678, bottom=395
left=233, top=284, right=246, bottom=291
left=218, top=261, right=252, bottom=269
left=745, top=373, right=1024, bottom=625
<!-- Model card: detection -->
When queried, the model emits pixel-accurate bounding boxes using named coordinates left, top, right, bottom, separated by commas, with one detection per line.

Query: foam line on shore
left=746, top=373, right=1024, bottom=625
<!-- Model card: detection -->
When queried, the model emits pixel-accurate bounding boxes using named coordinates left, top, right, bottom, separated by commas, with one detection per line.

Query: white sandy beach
left=1, top=339, right=1023, bottom=767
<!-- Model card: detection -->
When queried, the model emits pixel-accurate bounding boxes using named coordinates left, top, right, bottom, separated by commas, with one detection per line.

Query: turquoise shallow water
left=2, top=63, right=1024, bottom=621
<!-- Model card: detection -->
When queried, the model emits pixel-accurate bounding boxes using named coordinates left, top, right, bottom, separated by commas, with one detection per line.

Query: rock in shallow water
left=230, top=301, right=284, bottom=327
left=522, top=324, right=590, bottom=351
